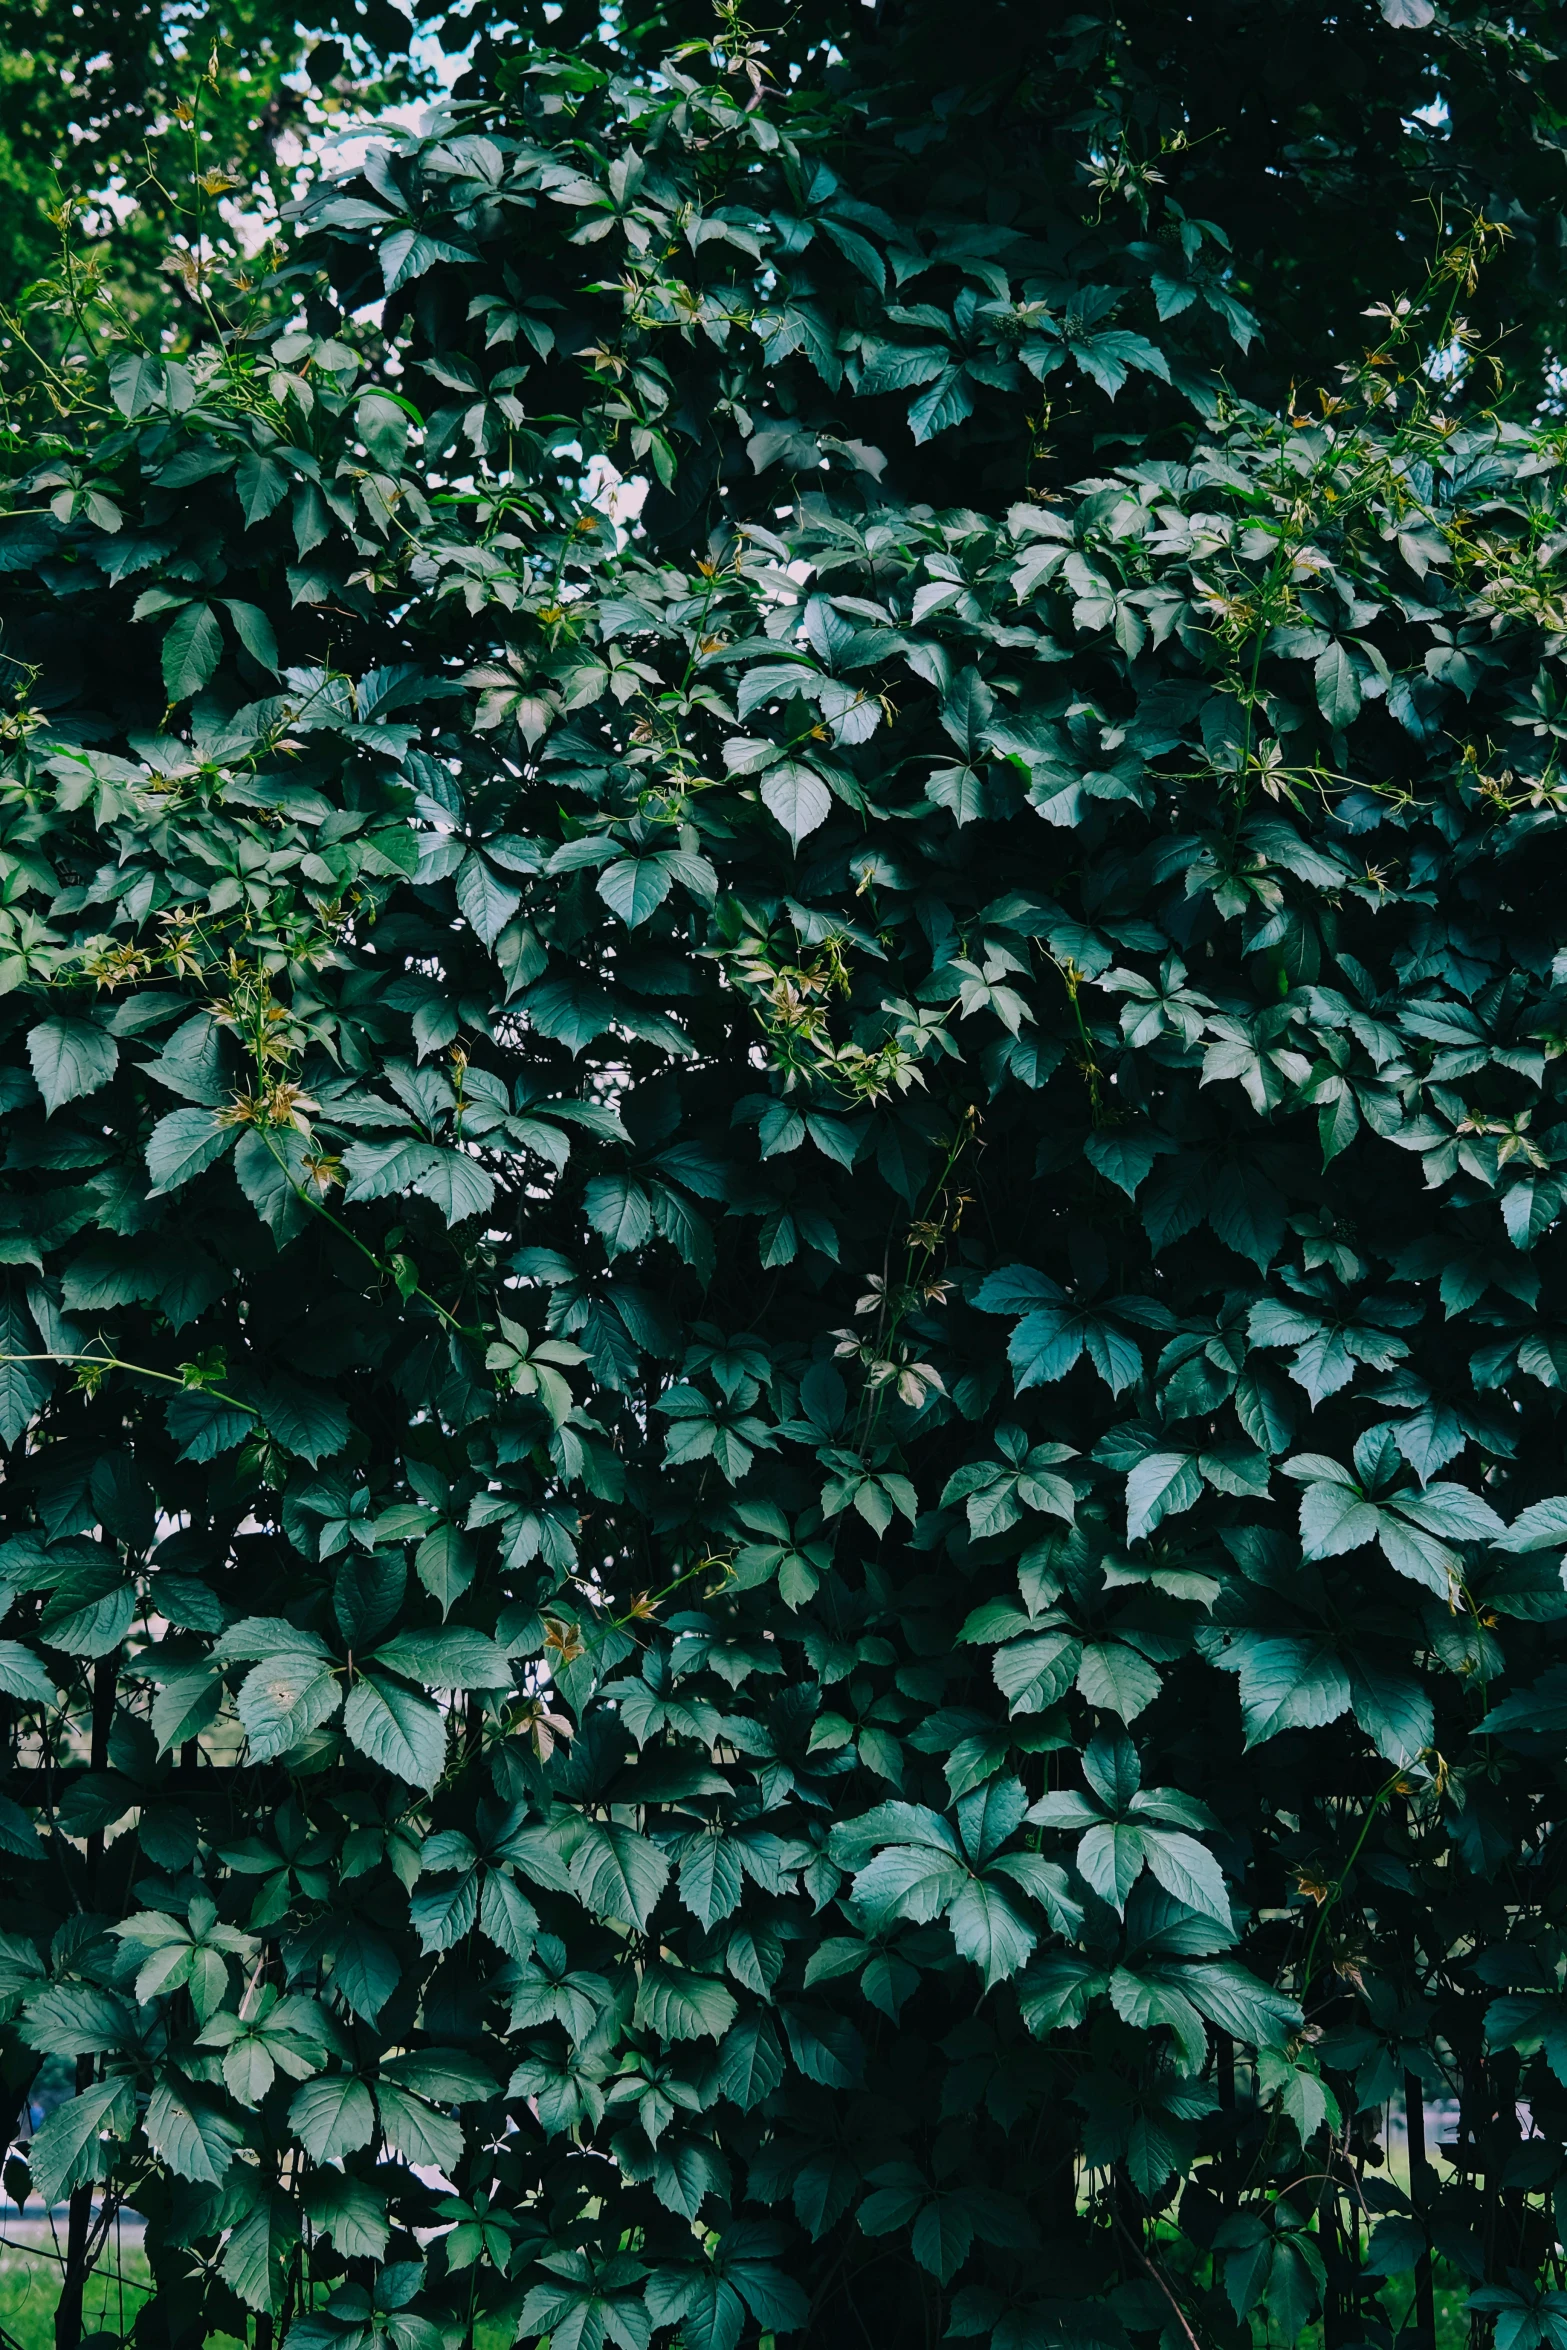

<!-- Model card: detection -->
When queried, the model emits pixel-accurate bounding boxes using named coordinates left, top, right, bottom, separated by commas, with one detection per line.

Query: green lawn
left=0, top=2239, right=517, bottom=2350
left=0, top=2234, right=153, bottom=2350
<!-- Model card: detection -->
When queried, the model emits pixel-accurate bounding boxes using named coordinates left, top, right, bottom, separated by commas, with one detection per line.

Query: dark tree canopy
left=3, top=14, right=1567, bottom=2350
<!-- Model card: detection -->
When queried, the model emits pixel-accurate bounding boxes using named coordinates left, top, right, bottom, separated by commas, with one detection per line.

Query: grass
left=0, top=2233, right=516, bottom=2350
left=0, top=2230, right=153, bottom=2350
left=1297, top=2268, right=1475, bottom=2350
left=0, top=2229, right=1479, bottom=2350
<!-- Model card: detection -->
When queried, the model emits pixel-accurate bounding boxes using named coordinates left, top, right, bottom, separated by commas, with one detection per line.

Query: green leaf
left=1072, top=327, right=1171, bottom=396
left=234, top=1125, right=311, bottom=1242
left=924, top=764, right=987, bottom=823
left=947, top=1877, right=1037, bottom=1988
left=161, top=601, right=224, bottom=700
left=456, top=851, right=524, bottom=945
left=780, top=2003, right=863, bottom=2086
left=1349, top=1662, right=1433, bottom=1764
left=635, top=1964, right=739, bottom=2042
left=150, top=1665, right=223, bottom=1753
left=108, top=353, right=165, bottom=416
left=144, top=2075, right=244, bottom=2185
left=988, top=1850, right=1083, bottom=1937
left=413, top=1524, right=476, bottom=1615
left=382, top=2047, right=496, bottom=2102
left=1210, top=1631, right=1352, bottom=1747
left=288, top=2075, right=375, bottom=2160
left=1499, top=1496, right=1567, bottom=1552
left=218, top=597, right=280, bottom=674
left=1264, top=2235, right=1325, bottom=2342
left=1077, top=1820, right=1148, bottom=1912
left=411, top=1866, right=479, bottom=1952
left=1297, top=1477, right=1384, bottom=1561
left=761, top=761, right=832, bottom=847
left=479, top=1870, right=540, bottom=1961
left=342, top=1136, right=447, bottom=1202
left=908, top=362, right=974, bottom=441
left=235, top=449, right=289, bottom=523
left=20, top=1983, right=134, bottom=2053
left=598, top=855, right=674, bottom=926
left=146, top=1108, right=237, bottom=1195
left=1183, top=1961, right=1301, bottom=2049
left=0, top=1641, right=55, bottom=1702
left=0, top=1330, right=50, bottom=1448
left=28, top=2077, right=134, bottom=2203
left=166, top=1389, right=254, bottom=1462
left=259, top=1378, right=350, bottom=1464
left=716, top=2012, right=785, bottom=2109
left=994, top=1632, right=1082, bottom=1715
left=644, top=2273, right=746, bottom=2350
left=853, top=1841, right=967, bottom=1923
left=372, top=1626, right=511, bottom=1685
left=236, top=1652, right=342, bottom=1762
left=374, top=2080, right=465, bottom=2171
left=585, top=1174, right=653, bottom=1255
left=343, top=1672, right=447, bottom=1789
left=1141, top=1828, right=1233, bottom=1925
left=678, top=1833, right=745, bottom=1928
left=570, top=1820, right=671, bottom=1928
left=413, top=1149, right=496, bottom=1225
left=303, top=2172, right=389, bottom=2261
left=329, top=1924, right=399, bottom=2023
left=40, top=1582, right=136, bottom=1658
left=1125, top=1451, right=1203, bottom=1540
left=26, top=1018, right=118, bottom=1115
left=909, top=2196, right=976, bottom=2285
left=358, top=390, right=411, bottom=468
left=1076, top=1642, right=1162, bottom=1721
left=1314, top=641, right=1361, bottom=729
left=221, top=2190, right=298, bottom=2314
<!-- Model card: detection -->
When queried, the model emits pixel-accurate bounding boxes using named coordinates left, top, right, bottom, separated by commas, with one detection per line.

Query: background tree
left=0, top=0, right=425, bottom=308
left=2, top=14, right=1567, bottom=2350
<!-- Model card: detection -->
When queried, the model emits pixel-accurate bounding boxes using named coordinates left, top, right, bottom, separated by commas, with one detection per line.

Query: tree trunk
left=1321, top=2189, right=1350, bottom=2350
left=1216, top=2029, right=1237, bottom=2211
left=53, top=2059, right=95, bottom=2350
left=1406, top=2070, right=1437, bottom=2350
left=55, top=1659, right=117, bottom=2350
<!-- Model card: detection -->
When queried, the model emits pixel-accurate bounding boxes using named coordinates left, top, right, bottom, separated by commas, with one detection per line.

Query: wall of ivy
left=3, top=16, right=1567, bottom=2350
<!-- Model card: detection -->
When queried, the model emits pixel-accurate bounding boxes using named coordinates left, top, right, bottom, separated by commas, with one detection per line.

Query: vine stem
left=855, top=1109, right=975, bottom=1451
left=0, top=1349, right=259, bottom=1418
left=1299, top=1768, right=1407, bottom=1993
left=609, top=1549, right=735, bottom=1633
left=1108, top=2209, right=1205, bottom=2350
left=256, top=1127, right=480, bottom=1338
left=1046, top=954, right=1104, bottom=1124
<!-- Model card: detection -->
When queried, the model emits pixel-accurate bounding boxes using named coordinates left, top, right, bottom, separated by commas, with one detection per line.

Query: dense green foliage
left=6, top=15, right=1567, bottom=2350
left=452, top=0, right=1567, bottom=458
left=0, top=0, right=424, bottom=309
left=6, top=0, right=1567, bottom=400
